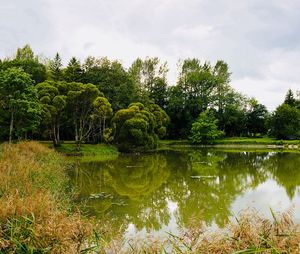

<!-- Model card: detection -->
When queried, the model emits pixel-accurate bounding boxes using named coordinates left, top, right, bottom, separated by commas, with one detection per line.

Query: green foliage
left=222, top=103, right=247, bottom=136
left=189, top=110, right=224, bottom=144
left=284, top=89, right=296, bottom=107
left=0, top=45, right=289, bottom=146
left=149, top=77, right=168, bottom=108
left=147, top=102, right=170, bottom=138
left=83, top=57, right=137, bottom=110
left=67, top=82, right=102, bottom=148
left=63, top=57, right=82, bottom=82
left=271, top=103, right=300, bottom=139
left=0, top=45, right=47, bottom=84
left=128, top=57, right=168, bottom=104
left=49, top=52, right=63, bottom=81
left=0, top=67, right=41, bottom=142
left=92, top=96, right=113, bottom=142
left=246, top=98, right=268, bottom=135
left=51, top=142, right=119, bottom=162
left=166, top=59, right=245, bottom=138
left=15, top=44, right=35, bottom=60
left=36, top=80, right=67, bottom=145
left=112, top=102, right=169, bottom=152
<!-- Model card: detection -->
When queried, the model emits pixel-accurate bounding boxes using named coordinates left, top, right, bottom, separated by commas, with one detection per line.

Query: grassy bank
left=41, top=141, right=119, bottom=162
left=214, top=137, right=300, bottom=145
left=0, top=142, right=93, bottom=253
left=160, top=137, right=300, bottom=147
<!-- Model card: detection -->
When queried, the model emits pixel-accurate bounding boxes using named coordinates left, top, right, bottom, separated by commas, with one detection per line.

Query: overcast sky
left=1, top=0, right=300, bottom=110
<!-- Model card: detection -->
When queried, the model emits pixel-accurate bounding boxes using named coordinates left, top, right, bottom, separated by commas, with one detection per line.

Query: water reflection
left=69, top=149, right=300, bottom=237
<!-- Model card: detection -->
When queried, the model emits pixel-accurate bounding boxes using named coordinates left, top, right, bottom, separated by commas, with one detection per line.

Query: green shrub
left=189, top=110, right=224, bottom=144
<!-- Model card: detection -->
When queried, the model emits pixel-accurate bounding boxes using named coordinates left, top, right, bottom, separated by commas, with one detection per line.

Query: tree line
left=0, top=45, right=299, bottom=151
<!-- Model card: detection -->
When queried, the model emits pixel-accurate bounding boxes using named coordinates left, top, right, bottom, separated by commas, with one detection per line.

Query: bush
left=112, top=102, right=168, bottom=152
left=189, top=110, right=224, bottom=144
left=271, top=103, right=300, bottom=139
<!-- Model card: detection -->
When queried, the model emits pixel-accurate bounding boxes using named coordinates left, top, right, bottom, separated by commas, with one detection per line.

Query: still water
left=69, top=148, right=300, bottom=239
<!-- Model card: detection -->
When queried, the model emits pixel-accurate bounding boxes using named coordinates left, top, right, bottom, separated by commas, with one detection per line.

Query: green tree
left=246, top=98, right=268, bottom=135
left=67, top=83, right=101, bottom=150
left=178, top=59, right=217, bottom=114
left=165, top=86, right=186, bottom=137
left=36, top=80, right=67, bottom=146
left=189, top=110, right=224, bottom=144
left=222, top=104, right=247, bottom=136
left=63, top=57, right=82, bottom=82
left=284, top=89, right=296, bottom=107
left=147, top=102, right=170, bottom=139
left=0, top=45, right=47, bottom=84
left=92, top=96, right=113, bottom=142
left=271, top=103, right=300, bottom=139
left=49, top=53, right=63, bottom=81
left=148, top=77, right=168, bottom=108
left=15, top=44, right=35, bottom=60
left=0, top=68, right=41, bottom=142
left=112, top=102, right=158, bottom=152
left=83, top=57, right=137, bottom=110
left=128, top=57, right=168, bottom=103
left=167, top=59, right=228, bottom=137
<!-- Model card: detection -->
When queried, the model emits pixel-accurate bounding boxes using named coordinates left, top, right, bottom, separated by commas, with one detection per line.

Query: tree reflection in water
left=69, top=148, right=300, bottom=237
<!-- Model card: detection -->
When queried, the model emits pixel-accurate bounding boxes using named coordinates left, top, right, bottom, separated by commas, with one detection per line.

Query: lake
left=69, top=147, right=300, bottom=240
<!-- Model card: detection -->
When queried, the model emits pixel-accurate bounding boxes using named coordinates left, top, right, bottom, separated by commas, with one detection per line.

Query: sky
left=1, top=0, right=300, bottom=110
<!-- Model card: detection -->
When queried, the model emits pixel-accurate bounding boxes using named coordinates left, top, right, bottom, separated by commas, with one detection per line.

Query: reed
left=0, top=142, right=93, bottom=253
left=114, top=208, right=300, bottom=254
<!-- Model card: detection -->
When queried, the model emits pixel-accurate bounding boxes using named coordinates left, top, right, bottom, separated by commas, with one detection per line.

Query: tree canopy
left=0, top=67, right=41, bottom=142
left=1, top=45, right=299, bottom=150
left=112, top=103, right=159, bottom=152
left=189, top=110, right=224, bottom=144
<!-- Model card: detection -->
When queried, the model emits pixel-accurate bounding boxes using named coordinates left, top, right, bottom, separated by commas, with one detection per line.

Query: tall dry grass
left=0, top=142, right=93, bottom=253
left=110, top=208, right=300, bottom=254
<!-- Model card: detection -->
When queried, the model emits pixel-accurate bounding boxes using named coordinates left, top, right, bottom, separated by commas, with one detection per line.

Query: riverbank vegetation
left=118, top=209, right=300, bottom=253
left=1, top=45, right=300, bottom=152
left=2, top=142, right=300, bottom=253
left=0, top=142, right=94, bottom=253
left=160, top=137, right=300, bottom=146
left=46, top=141, right=119, bottom=162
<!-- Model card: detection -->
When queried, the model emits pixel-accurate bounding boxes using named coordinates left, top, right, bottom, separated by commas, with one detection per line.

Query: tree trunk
left=75, top=121, right=79, bottom=143
left=9, top=111, right=14, bottom=144
left=52, top=124, right=58, bottom=147
left=103, top=117, right=106, bottom=142
left=99, top=118, right=102, bottom=142
left=57, top=123, right=60, bottom=145
left=76, top=140, right=81, bottom=151
left=75, top=121, right=81, bottom=151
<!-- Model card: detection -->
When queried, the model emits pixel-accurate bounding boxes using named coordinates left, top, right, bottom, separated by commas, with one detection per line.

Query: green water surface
left=69, top=148, right=300, bottom=239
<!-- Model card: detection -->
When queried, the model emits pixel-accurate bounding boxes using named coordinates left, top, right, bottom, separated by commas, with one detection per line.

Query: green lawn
left=214, top=137, right=300, bottom=145
left=159, top=137, right=300, bottom=146
left=40, top=141, right=119, bottom=162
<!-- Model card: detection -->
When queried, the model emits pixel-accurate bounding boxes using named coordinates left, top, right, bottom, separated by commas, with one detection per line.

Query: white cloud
left=1, top=0, right=300, bottom=110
